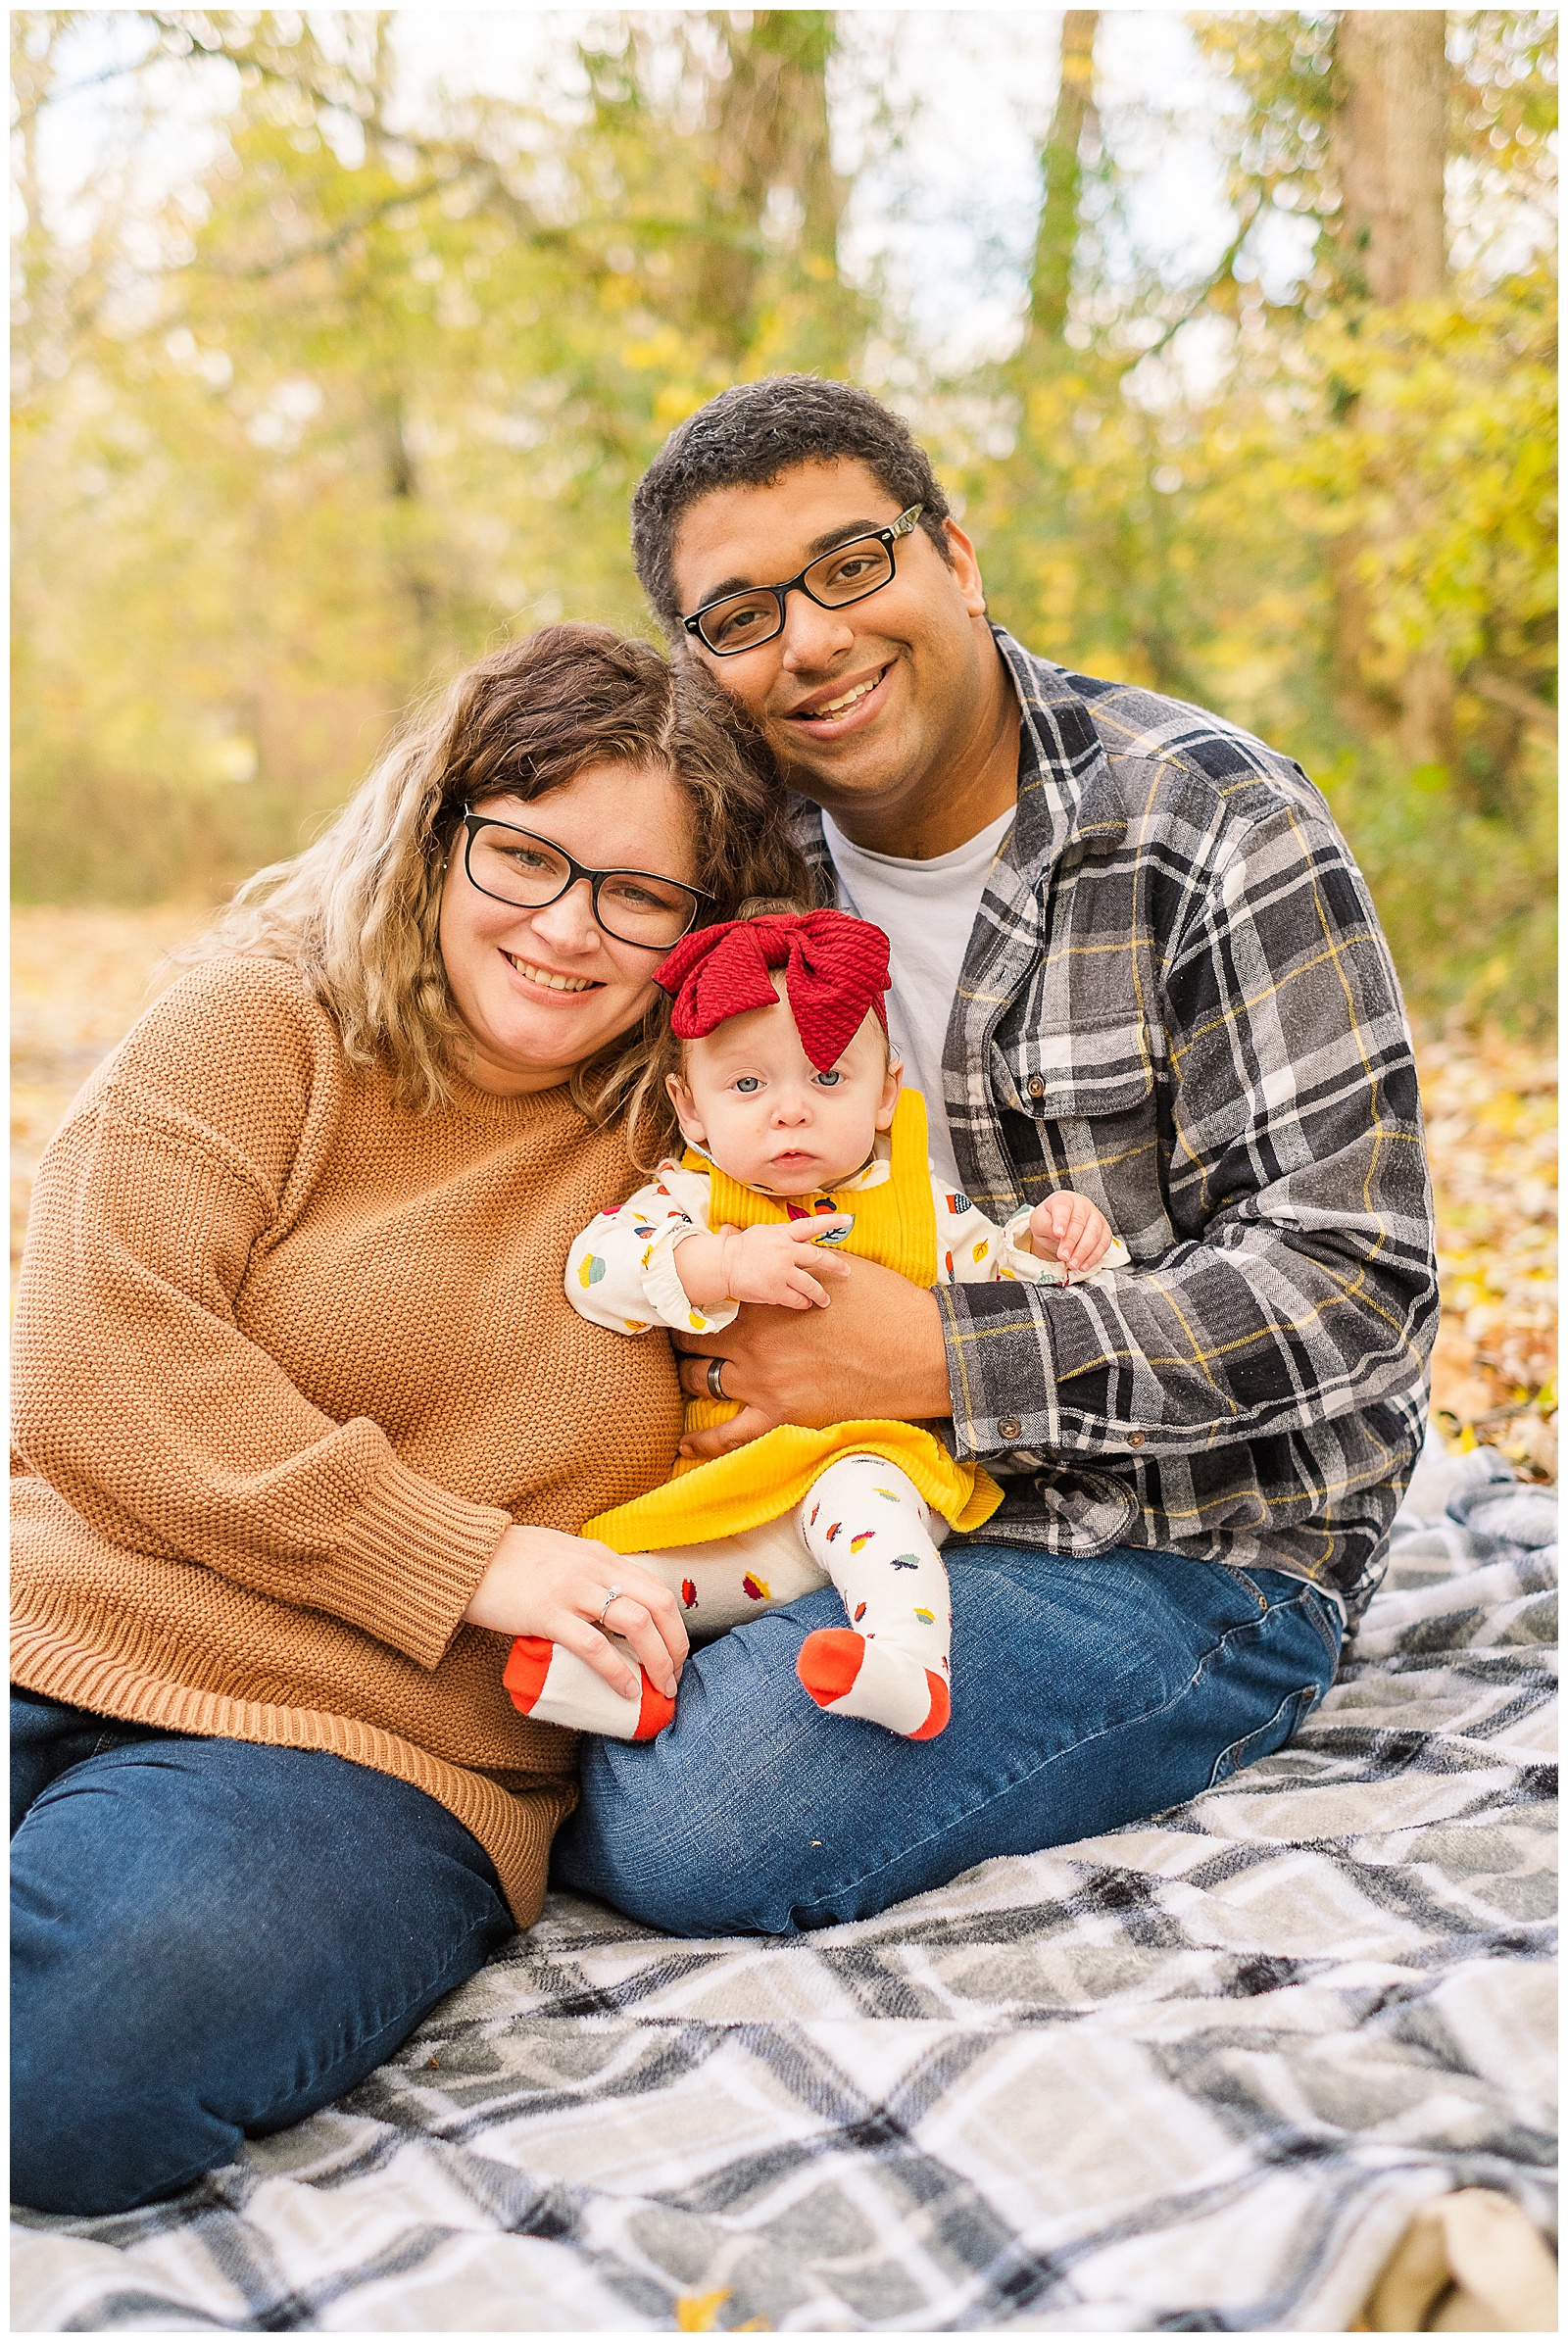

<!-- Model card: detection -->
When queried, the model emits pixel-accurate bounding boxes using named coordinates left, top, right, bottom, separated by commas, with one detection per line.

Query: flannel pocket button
left=1127, top=1430, right=1147, bottom=1447
left=999, top=1415, right=1022, bottom=1440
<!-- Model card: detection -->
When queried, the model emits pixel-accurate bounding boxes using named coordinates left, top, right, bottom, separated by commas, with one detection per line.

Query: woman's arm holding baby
left=464, top=1526, right=687, bottom=1701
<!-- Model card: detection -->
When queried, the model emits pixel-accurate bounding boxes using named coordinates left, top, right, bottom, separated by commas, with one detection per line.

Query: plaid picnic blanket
left=12, top=1442, right=1556, bottom=2333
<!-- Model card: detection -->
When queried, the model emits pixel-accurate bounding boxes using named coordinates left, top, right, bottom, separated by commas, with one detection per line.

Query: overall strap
left=686, top=1088, right=937, bottom=1289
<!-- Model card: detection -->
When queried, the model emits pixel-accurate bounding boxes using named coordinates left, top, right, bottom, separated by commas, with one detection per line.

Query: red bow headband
left=654, top=910, right=891, bottom=1073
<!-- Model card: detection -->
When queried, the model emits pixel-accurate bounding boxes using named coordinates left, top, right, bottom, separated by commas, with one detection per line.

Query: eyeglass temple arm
left=681, top=506, right=923, bottom=634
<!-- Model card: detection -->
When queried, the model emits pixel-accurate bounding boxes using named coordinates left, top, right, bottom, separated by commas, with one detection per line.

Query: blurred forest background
left=12, top=6, right=1557, bottom=1028
left=9, top=10, right=1560, bottom=1467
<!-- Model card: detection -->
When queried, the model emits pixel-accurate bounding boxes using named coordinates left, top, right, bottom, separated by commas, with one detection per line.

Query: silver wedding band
left=595, top=1586, right=623, bottom=1631
left=706, top=1357, right=727, bottom=1402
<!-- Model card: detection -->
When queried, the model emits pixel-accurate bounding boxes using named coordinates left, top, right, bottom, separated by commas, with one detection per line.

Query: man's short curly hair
left=631, top=374, right=954, bottom=635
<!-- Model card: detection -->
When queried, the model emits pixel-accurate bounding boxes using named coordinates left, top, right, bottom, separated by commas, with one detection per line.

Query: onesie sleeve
left=993, top=1209, right=1130, bottom=1288
left=564, top=1164, right=740, bottom=1336
left=933, top=1174, right=1129, bottom=1287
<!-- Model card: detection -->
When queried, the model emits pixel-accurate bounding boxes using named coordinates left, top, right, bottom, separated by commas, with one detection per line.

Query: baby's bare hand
left=719, top=1218, right=854, bottom=1309
left=1028, top=1191, right=1115, bottom=1278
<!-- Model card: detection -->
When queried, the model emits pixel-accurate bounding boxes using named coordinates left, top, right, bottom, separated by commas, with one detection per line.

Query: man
left=550, top=376, right=1437, bottom=1937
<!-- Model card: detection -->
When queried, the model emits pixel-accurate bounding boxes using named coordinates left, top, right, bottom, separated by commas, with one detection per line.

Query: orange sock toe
left=796, top=1628, right=865, bottom=1709
left=909, top=1672, right=951, bottom=1739
left=634, top=1673, right=677, bottom=1740
left=502, top=1635, right=553, bottom=1716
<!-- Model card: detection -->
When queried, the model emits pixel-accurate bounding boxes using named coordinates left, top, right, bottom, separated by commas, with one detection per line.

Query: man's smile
left=786, top=662, right=893, bottom=735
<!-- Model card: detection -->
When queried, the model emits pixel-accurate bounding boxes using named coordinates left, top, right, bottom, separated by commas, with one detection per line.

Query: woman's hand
left=463, top=1525, right=688, bottom=1701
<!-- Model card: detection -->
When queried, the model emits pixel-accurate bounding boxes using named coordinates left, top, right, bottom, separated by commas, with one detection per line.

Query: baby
left=506, top=908, right=1125, bottom=1743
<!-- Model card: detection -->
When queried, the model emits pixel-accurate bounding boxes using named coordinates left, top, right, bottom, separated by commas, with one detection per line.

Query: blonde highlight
left=179, top=624, right=808, bottom=1125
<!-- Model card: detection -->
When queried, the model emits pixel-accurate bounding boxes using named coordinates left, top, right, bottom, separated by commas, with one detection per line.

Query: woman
left=10, top=623, right=804, bottom=2216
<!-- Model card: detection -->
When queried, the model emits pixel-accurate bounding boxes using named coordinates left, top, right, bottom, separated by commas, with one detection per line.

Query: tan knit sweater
left=10, top=956, right=684, bottom=1925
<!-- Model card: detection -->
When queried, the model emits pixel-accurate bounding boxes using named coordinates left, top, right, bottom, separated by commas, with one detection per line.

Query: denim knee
left=555, top=1749, right=782, bottom=1937
left=10, top=1736, right=517, bottom=2215
left=553, top=1597, right=859, bottom=1938
left=11, top=1896, right=242, bottom=2214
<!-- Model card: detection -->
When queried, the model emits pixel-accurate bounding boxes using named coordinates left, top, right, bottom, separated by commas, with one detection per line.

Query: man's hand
left=674, top=1253, right=952, bottom=1459
left=676, top=1400, right=779, bottom=1459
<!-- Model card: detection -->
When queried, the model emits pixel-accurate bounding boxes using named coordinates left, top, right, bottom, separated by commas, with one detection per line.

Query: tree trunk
left=1330, top=12, right=1455, bottom=773
left=11, top=14, right=61, bottom=386
left=695, top=10, right=849, bottom=370
left=1029, top=11, right=1099, bottom=347
left=1336, top=12, right=1448, bottom=304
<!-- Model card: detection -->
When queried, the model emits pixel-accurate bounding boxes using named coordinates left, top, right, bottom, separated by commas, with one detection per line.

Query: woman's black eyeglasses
left=681, top=505, right=924, bottom=657
left=460, top=812, right=709, bottom=951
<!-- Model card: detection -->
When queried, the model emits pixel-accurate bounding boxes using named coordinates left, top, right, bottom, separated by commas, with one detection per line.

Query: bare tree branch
left=1134, top=198, right=1263, bottom=365
left=1463, top=663, right=1557, bottom=736
left=13, top=55, right=163, bottom=124
left=197, top=170, right=480, bottom=281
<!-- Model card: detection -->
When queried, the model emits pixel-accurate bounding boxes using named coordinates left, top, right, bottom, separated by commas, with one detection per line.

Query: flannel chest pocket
left=993, top=1018, right=1156, bottom=1119
left=990, top=1017, right=1171, bottom=1246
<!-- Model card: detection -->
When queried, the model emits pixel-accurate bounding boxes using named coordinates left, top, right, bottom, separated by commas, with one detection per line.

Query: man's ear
left=942, top=517, right=988, bottom=620
left=666, top=1069, right=706, bottom=1150
left=875, top=1053, right=904, bottom=1132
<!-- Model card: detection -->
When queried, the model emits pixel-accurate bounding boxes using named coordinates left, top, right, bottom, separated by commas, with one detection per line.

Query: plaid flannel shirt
left=796, top=628, right=1437, bottom=1619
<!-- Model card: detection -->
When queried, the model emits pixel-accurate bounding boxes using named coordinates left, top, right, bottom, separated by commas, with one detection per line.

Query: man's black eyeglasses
left=460, top=811, right=709, bottom=951
left=681, top=504, right=924, bottom=657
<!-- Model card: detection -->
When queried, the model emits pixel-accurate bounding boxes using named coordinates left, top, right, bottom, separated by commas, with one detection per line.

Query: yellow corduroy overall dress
left=583, top=1091, right=1004, bottom=1557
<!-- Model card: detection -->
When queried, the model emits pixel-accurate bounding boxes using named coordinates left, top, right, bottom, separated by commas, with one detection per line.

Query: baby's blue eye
left=734, top=1075, right=760, bottom=1094
left=815, top=1070, right=843, bottom=1088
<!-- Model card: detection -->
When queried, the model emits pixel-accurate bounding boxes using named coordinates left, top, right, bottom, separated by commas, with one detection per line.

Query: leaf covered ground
left=10, top=905, right=1558, bottom=1481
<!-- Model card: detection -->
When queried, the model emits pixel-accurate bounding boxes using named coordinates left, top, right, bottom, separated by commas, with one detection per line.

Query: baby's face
left=668, top=980, right=901, bottom=1197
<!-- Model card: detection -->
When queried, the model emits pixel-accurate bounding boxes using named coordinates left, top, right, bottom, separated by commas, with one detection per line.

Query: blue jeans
left=11, top=1550, right=1338, bottom=2215
left=552, top=1545, right=1342, bottom=1934
left=10, top=1695, right=515, bottom=2216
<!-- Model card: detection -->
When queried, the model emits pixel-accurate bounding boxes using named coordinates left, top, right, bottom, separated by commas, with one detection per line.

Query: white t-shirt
left=822, top=805, right=1015, bottom=1192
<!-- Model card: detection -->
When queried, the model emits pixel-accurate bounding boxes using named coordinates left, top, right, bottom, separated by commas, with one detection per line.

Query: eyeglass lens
left=698, top=537, right=896, bottom=655
left=467, top=826, right=696, bottom=947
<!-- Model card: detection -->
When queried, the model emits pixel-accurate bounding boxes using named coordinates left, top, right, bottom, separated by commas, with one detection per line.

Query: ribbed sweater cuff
left=330, top=1456, right=512, bottom=1671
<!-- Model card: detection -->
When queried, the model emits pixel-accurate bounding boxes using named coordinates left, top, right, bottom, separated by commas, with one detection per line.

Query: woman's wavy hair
left=183, top=623, right=808, bottom=1155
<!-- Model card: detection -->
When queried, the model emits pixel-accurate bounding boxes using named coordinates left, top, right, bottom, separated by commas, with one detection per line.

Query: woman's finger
left=600, top=1598, right=679, bottom=1695
left=613, top=1570, right=689, bottom=1674
left=554, top=1613, right=641, bottom=1699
